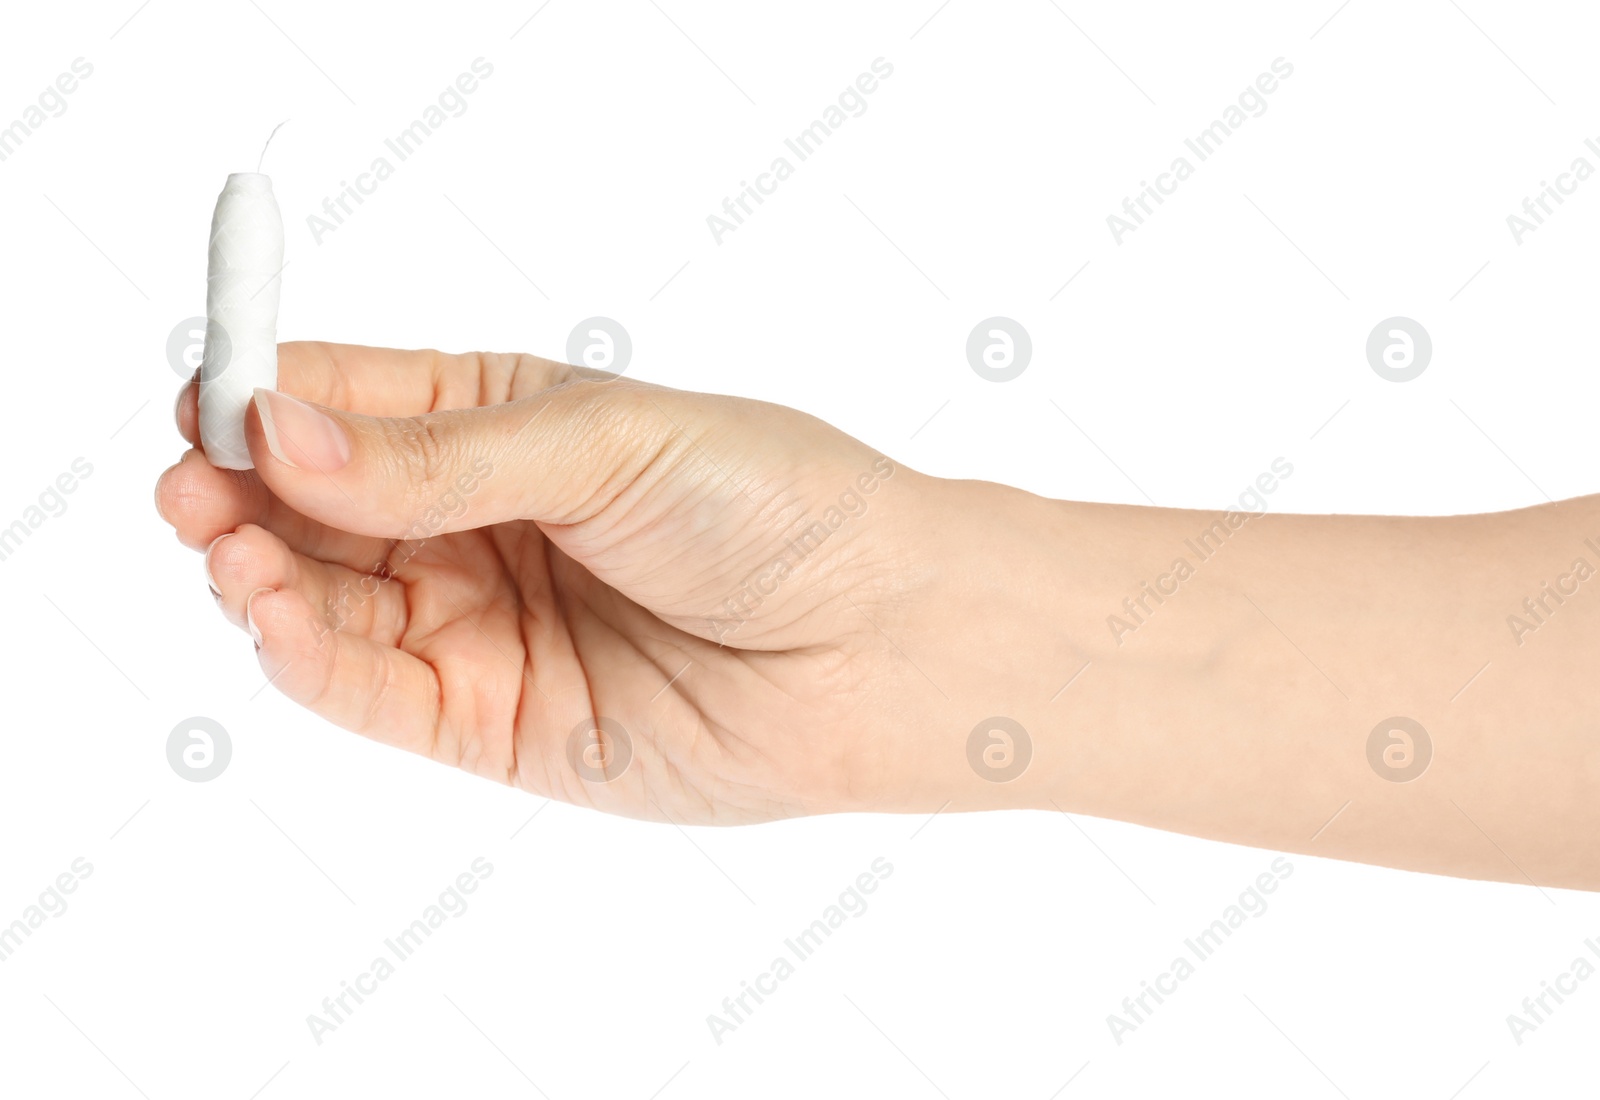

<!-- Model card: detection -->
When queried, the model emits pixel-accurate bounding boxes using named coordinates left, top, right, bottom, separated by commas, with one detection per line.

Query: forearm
left=920, top=478, right=1600, bottom=891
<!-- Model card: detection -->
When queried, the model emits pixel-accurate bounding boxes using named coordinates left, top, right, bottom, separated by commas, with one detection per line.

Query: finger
left=272, top=342, right=579, bottom=417
left=180, top=344, right=580, bottom=451
left=248, top=585, right=442, bottom=759
left=246, top=378, right=686, bottom=539
left=177, top=370, right=199, bottom=445
left=206, top=523, right=408, bottom=642
left=156, top=448, right=394, bottom=570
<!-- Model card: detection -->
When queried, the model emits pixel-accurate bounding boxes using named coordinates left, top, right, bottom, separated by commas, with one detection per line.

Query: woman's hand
left=155, top=342, right=1011, bottom=823
left=156, top=340, right=1600, bottom=889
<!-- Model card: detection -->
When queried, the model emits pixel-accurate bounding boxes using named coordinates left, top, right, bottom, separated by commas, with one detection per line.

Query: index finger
left=177, top=341, right=577, bottom=445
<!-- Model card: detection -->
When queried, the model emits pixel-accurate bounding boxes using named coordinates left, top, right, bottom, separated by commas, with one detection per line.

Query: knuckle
left=385, top=414, right=458, bottom=498
left=557, top=383, right=689, bottom=523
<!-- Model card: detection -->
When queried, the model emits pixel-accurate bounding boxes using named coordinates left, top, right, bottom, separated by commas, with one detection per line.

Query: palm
left=389, top=519, right=820, bottom=822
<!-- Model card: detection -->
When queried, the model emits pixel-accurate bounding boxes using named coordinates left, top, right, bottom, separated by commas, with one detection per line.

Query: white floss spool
left=199, top=127, right=286, bottom=470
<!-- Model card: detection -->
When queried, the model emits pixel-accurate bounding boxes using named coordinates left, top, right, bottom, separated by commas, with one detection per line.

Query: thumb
left=246, top=383, right=673, bottom=539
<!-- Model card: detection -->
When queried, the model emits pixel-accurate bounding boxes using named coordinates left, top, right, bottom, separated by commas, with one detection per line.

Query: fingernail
left=205, top=532, right=234, bottom=593
left=253, top=388, right=352, bottom=472
left=246, top=587, right=273, bottom=648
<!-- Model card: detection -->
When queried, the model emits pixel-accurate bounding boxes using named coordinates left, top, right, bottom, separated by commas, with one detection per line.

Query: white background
left=2, top=1, right=1598, bottom=1096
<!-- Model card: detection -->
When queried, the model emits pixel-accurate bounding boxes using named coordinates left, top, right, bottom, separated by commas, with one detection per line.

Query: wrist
left=853, top=473, right=1101, bottom=814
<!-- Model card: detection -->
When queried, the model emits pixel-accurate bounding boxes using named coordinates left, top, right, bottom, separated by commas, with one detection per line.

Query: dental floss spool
left=199, top=123, right=287, bottom=470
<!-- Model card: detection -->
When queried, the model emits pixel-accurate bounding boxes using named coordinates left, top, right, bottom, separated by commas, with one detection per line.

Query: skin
left=156, top=342, right=1600, bottom=891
